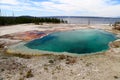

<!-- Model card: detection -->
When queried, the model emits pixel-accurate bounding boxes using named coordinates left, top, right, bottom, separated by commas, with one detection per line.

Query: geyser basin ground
left=25, top=29, right=116, bottom=54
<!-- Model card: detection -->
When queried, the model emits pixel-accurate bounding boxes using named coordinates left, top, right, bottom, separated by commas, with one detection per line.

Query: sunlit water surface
left=25, top=29, right=116, bottom=54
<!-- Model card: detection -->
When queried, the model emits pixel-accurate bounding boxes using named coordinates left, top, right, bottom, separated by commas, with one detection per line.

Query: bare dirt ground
left=0, top=23, right=120, bottom=80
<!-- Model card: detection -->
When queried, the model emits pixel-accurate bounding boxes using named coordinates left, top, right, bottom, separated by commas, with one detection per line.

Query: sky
left=0, top=0, right=120, bottom=17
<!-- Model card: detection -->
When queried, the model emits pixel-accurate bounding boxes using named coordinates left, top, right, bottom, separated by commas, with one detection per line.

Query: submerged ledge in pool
left=7, top=42, right=107, bottom=56
left=14, top=29, right=117, bottom=55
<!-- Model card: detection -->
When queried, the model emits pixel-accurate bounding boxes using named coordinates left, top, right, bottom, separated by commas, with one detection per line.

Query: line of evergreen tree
left=0, top=16, right=67, bottom=26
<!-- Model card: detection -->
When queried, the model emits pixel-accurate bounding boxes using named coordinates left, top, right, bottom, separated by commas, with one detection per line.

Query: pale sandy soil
left=0, top=23, right=120, bottom=80
left=0, top=24, right=46, bottom=36
left=0, top=50, right=120, bottom=80
left=0, top=23, right=88, bottom=36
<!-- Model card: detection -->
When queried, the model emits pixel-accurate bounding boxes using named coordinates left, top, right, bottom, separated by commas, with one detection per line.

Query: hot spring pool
left=25, top=29, right=117, bottom=54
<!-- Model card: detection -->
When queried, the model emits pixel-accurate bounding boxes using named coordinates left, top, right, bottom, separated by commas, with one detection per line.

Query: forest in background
left=0, top=16, right=67, bottom=26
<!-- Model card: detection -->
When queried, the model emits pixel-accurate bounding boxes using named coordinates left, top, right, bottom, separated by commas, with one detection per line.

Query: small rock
left=49, top=60, right=54, bottom=64
left=1, top=69, right=5, bottom=72
left=0, top=77, right=3, bottom=80
left=109, top=39, right=120, bottom=48
left=26, top=70, right=34, bottom=78
left=116, top=34, right=120, bottom=38
left=0, top=41, right=5, bottom=48
left=114, top=76, right=119, bottom=79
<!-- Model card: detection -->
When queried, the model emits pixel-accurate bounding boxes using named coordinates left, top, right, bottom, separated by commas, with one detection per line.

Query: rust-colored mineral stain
left=0, top=30, right=47, bottom=41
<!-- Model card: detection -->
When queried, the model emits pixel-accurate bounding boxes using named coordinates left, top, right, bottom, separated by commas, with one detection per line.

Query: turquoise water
left=25, top=29, right=116, bottom=54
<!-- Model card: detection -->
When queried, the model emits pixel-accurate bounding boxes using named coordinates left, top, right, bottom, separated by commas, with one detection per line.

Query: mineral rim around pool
left=25, top=29, right=117, bottom=54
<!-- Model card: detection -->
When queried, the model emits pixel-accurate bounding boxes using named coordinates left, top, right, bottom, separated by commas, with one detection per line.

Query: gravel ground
left=0, top=24, right=120, bottom=80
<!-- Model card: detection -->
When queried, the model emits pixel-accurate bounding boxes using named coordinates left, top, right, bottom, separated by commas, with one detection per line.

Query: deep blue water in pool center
left=25, top=29, right=117, bottom=54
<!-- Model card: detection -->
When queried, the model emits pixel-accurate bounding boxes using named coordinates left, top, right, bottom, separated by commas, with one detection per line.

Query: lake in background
left=57, top=16, right=120, bottom=24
